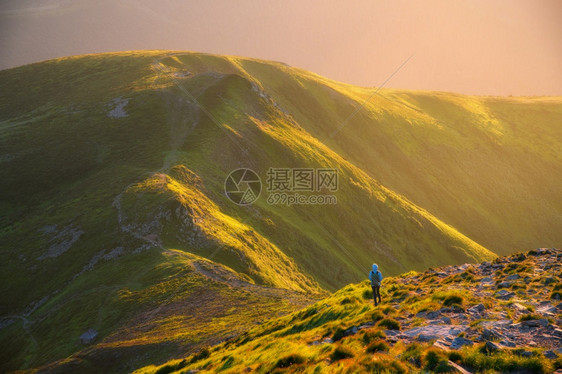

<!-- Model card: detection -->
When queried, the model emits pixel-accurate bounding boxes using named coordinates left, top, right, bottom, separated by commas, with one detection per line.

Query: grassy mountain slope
left=136, top=248, right=562, bottom=374
left=228, top=59, right=562, bottom=255
left=0, top=50, right=558, bottom=372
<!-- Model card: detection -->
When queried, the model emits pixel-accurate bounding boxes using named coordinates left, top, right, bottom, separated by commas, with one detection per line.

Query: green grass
left=1, top=50, right=560, bottom=372
left=462, top=344, right=552, bottom=374
left=432, top=291, right=465, bottom=307
left=132, top=249, right=560, bottom=374
left=330, top=345, right=355, bottom=361
left=518, top=313, right=543, bottom=322
left=362, top=330, right=385, bottom=344
left=401, top=342, right=424, bottom=366
left=377, top=318, right=401, bottom=330
left=274, top=353, right=307, bottom=368
left=423, top=348, right=449, bottom=372
left=235, top=57, right=562, bottom=255
left=365, top=340, right=389, bottom=353
left=550, top=283, right=562, bottom=299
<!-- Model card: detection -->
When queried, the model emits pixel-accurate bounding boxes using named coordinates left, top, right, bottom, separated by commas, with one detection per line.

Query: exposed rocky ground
left=377, top=248, right=562, bottom=361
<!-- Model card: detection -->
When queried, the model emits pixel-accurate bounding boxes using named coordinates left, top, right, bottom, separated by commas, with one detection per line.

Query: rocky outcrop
left=358, top=248, right=562, bottom=357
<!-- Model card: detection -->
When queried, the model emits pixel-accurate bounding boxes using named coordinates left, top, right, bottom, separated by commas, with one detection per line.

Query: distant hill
left=0, top=51, right=559, bottom=372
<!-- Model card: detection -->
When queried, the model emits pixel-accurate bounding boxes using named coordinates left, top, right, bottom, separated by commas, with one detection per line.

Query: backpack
left=370, top=270, right=382, bottom=287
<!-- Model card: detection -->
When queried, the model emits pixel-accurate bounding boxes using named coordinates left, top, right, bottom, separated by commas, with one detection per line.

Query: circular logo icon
left=224, top=168, right=261, bottom=205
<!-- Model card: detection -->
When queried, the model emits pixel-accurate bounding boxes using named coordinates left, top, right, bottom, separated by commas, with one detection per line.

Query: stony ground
left=381, top=248, right=561, bottom=356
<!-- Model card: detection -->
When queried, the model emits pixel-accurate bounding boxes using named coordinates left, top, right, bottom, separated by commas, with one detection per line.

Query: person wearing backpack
left=369, top=264, right=383, bottom=306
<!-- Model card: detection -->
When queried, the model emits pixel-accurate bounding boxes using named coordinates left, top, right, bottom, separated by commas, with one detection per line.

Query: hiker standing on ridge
left=369, top=264, right=383, bottom=306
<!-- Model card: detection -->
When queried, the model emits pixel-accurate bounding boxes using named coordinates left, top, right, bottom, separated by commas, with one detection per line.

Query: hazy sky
left=1, top=0, right=561, bottom=95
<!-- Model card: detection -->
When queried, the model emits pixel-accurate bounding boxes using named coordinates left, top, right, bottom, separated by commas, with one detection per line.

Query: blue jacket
left=369, top=264, right=383, bottom=285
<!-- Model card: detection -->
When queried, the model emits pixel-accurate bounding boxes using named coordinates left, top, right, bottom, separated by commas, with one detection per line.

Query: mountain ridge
left=135, top=248, right=562, bottom=374
left=0, top=50, right=560, bottom=372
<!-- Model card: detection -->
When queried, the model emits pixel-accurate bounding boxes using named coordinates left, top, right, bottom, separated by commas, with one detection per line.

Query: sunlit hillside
left=227, top=59, right=562, bottom=254
left=136, top=248, right=562, bottom=374
left=0, top=51, right=560, bottom=372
